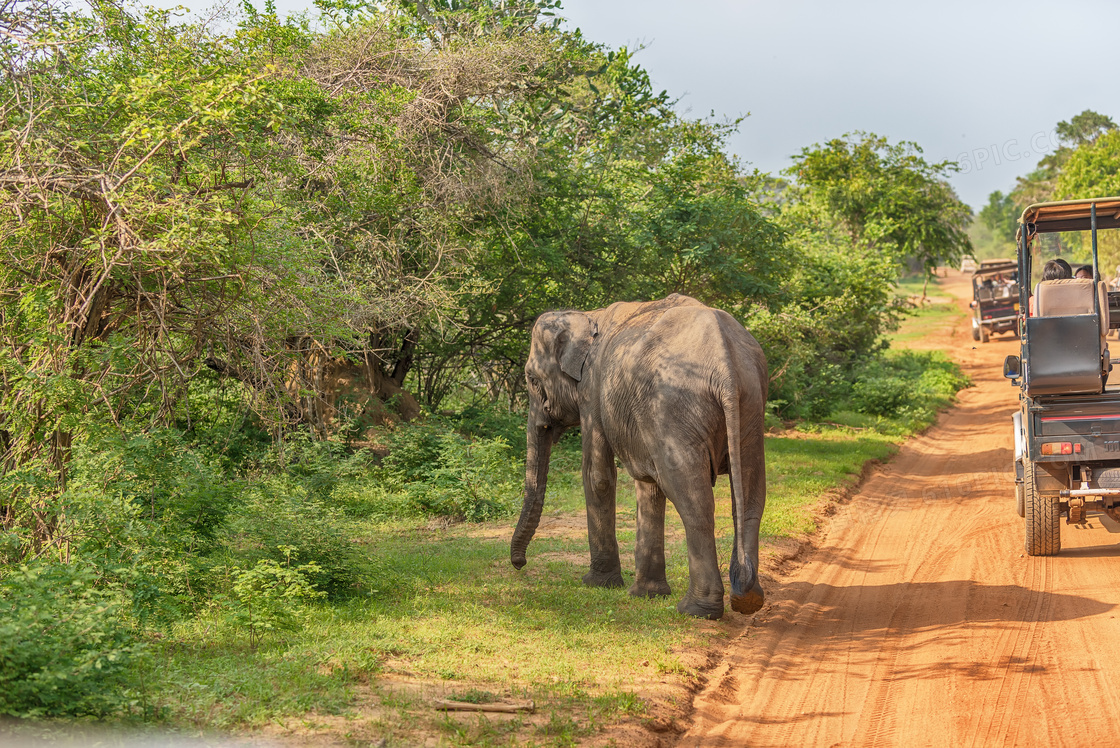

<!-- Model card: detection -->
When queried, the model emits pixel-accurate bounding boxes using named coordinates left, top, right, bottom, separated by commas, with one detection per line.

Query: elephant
left=509, top=293, right=768, bottom=620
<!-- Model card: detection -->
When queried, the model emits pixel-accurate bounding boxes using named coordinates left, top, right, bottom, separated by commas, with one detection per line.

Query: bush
left=370, top=422, right=522, bottom=522
left=222, top=477, right=370, bottom=598
left=0, top=562, right=146, bottom=718
left=227, top=554, right=325, bottom=649
left=846, top=350, right=970, bottom=426
left=850, top=374, right=910, bottom=417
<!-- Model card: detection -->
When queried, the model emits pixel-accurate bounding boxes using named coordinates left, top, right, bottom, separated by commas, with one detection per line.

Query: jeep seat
left=1026, top=278, right=1110, bottom=395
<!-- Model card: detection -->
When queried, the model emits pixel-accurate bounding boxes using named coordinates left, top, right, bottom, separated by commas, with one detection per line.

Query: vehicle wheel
left=1024, top=462, right=1060, bottom=556
left=971, top=321, right=981, bottom=342
left=980, top=325, right=990, bottom=343
left=1016, top=481, right=1025, bottom=518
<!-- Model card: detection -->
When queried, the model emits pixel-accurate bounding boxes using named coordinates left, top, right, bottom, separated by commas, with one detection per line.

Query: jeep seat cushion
left=1036, top=278, right=1109, bottom=339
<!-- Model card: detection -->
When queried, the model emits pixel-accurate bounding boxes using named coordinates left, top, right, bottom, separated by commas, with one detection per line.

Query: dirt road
left=680, top=272, right=1120, bottom=747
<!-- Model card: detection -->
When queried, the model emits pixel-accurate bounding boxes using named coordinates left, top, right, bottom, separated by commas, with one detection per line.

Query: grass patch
left=758, top=430, right=899, bottom=538
left=125, top=342, right=969, bottom=745
left=132, top=420, right=925, bottom=745
left=889, top=301, right=964, bottom=344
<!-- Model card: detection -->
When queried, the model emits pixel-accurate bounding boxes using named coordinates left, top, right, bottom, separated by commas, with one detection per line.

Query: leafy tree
left=979, top=190, right=1020, bottom=243
left=0, top=0, right=570, bottom=553
left=1056, top=110, right=1117, bottom=148
left=1053, top=129, right=1120, bottom=274
left=1012, top=109, right=1117, bottom=206
left=407, top=37, right=786, bottom=408
left=786, top=132, right=972, bottom=293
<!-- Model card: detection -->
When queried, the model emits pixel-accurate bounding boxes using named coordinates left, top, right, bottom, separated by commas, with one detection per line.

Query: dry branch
left=433, top=699, right=535, bottom=714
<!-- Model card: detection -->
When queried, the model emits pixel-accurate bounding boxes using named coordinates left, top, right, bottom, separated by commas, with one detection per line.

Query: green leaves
left=227, top=555, right=325, bottom=649
left=0, top=562, right=146, bottom=718
left=786, top=132, right=972, bottom=276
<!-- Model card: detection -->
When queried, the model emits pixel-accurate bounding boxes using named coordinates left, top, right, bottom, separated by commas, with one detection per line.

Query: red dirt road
left=680, top=272, right=1120, bottom=747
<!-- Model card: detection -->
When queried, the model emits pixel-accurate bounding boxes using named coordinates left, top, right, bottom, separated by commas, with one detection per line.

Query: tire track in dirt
left=678, top=271, right=1120, bottom=748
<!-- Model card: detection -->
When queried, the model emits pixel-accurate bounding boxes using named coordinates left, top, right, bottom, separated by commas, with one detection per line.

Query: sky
left=555, top=0, right=1120, bottom=210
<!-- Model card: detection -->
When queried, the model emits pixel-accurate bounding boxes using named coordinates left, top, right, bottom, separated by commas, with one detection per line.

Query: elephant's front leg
left=630, top=480, right=671, bottom=598
left=581, top=426, right=624, bottom=588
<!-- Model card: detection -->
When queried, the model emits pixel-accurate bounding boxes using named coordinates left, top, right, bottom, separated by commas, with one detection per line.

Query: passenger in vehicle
left=1076, top=265, right=1094, bottom=280
left=1029, top=259, right=1073, bottom=315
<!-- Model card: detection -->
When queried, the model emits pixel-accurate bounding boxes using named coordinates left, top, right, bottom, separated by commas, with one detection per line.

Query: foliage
left=0, top=0, right=569, bottom=555
left=785, top=132, right=973, bottom=280
left=1055, top=129, right=1120, bottom=199
left=410, top=41, right=786, bottom=409
left=364, top=420, right=522, bottom=522
left=222, top=473, right=372, bottom=597
left=847, top=350, right=970, bottom=426
left=0, top=562, right=146, bottom=718
left=226, top=552, right=325, bottom=649
left=978, top=190, right=1020, bottom=242
left=1010, top=109, right=1117, bottom=207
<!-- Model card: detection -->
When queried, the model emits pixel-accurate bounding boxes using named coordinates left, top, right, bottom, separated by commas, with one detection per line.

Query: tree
left=1012, top=109, right=1117, bottom=207
left=0, top=0, right=571, bottom=552
left=786, top=132, right=972, bottom=294
left=406, top=40, right=787, bottom=409
left=978, top=190, right=1020, bottom=244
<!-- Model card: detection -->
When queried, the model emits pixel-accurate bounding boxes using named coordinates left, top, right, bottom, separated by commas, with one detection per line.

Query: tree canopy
left=785, top=133, right=972, bottom=281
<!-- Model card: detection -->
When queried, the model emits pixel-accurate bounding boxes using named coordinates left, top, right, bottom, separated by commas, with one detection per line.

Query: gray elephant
left=509, top=294, right=767, bottom=620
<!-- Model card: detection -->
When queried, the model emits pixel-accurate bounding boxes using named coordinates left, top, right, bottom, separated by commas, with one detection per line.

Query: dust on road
left=680, top=271, right=1120, bottom=747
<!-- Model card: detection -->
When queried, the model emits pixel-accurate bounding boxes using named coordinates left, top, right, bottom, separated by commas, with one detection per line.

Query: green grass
left=759, top=430, right=899, bottom=538
left=893, top=274, right=934, bottom=298
left=131, top=421, right=911, bottom=745
left=889, top=301, right=964, bottom=345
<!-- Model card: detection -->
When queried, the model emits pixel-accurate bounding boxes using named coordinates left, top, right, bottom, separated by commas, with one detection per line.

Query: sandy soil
left=678, top=271, right=1120, bottom=747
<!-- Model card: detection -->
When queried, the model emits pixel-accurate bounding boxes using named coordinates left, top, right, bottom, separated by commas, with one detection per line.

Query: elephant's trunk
left=511, top=419, right=554, bottom=569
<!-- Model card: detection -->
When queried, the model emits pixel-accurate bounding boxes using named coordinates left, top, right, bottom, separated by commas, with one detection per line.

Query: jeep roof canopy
left=1020, top=197, right=1120, bottom=233
left=974, top=261, right=1017, bottom=277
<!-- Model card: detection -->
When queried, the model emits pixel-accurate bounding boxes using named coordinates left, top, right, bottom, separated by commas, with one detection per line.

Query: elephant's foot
left=676, top=596, right=724, bottom=621
left=629, top=578, right=671, bottom=598
left=582, top=569, right=625, bottom=588
left=730, top=580, right=765, bottom=615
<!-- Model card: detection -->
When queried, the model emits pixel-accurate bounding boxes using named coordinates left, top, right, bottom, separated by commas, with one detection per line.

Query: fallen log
left=433, top=699, right=535, bottom=714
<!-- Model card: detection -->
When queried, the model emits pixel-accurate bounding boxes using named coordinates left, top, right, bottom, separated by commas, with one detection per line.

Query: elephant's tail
left=719, top=342, right=767, bottom=616
left=720, top=380, right=752, bottom=600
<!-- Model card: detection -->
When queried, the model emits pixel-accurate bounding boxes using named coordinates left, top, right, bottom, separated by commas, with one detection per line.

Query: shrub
left=222, top=477, right=369, bottom=597
left=371, top=422, right=521, bottom=522
left=0, top=562, right=146, bottom=718
left=226, top=553, right=325, bottom=649
left=846, top=350, right=970, bottom=425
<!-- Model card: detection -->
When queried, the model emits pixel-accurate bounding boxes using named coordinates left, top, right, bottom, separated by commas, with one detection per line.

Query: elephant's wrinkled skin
left=510, top=294, right=767, bottom=620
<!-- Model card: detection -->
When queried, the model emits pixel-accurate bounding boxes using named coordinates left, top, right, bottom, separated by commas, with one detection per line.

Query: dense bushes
left=0, top=563, right=146, bottom=718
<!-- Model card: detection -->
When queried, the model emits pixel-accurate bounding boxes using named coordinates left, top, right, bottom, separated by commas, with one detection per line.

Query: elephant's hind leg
left=630, top=480, right=671, bottom=598
left=661, top=471, right=724, bottom=620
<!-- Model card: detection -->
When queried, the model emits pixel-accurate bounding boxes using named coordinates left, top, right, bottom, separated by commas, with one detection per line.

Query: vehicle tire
left=1016, top=481, right=1025, bottom=518
left=971, top=321, right=981, bottom=342
left=1024, top=462, right=1060, bottom=556
left=980, top=325, right=990, bottom=343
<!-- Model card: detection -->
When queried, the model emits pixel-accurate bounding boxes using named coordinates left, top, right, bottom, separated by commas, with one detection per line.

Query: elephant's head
left=510, top=311, right=597, bottom=569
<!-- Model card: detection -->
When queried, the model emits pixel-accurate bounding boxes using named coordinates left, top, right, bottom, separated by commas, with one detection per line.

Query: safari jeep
left=970, top=258, right=1019, bottom=342
left=1006, top=197, right=1120, bottom=555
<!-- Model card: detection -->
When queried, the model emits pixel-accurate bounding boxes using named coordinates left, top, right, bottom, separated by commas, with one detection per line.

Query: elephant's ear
left=559, top=313, right=598, bottom=382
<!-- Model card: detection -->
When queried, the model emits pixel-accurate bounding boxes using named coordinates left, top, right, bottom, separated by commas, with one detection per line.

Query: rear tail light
left=1040, top=442, right=1076, bottom=455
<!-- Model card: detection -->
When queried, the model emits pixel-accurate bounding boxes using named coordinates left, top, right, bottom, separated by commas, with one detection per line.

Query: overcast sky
left=556, top=0, right=1120, bottom=210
